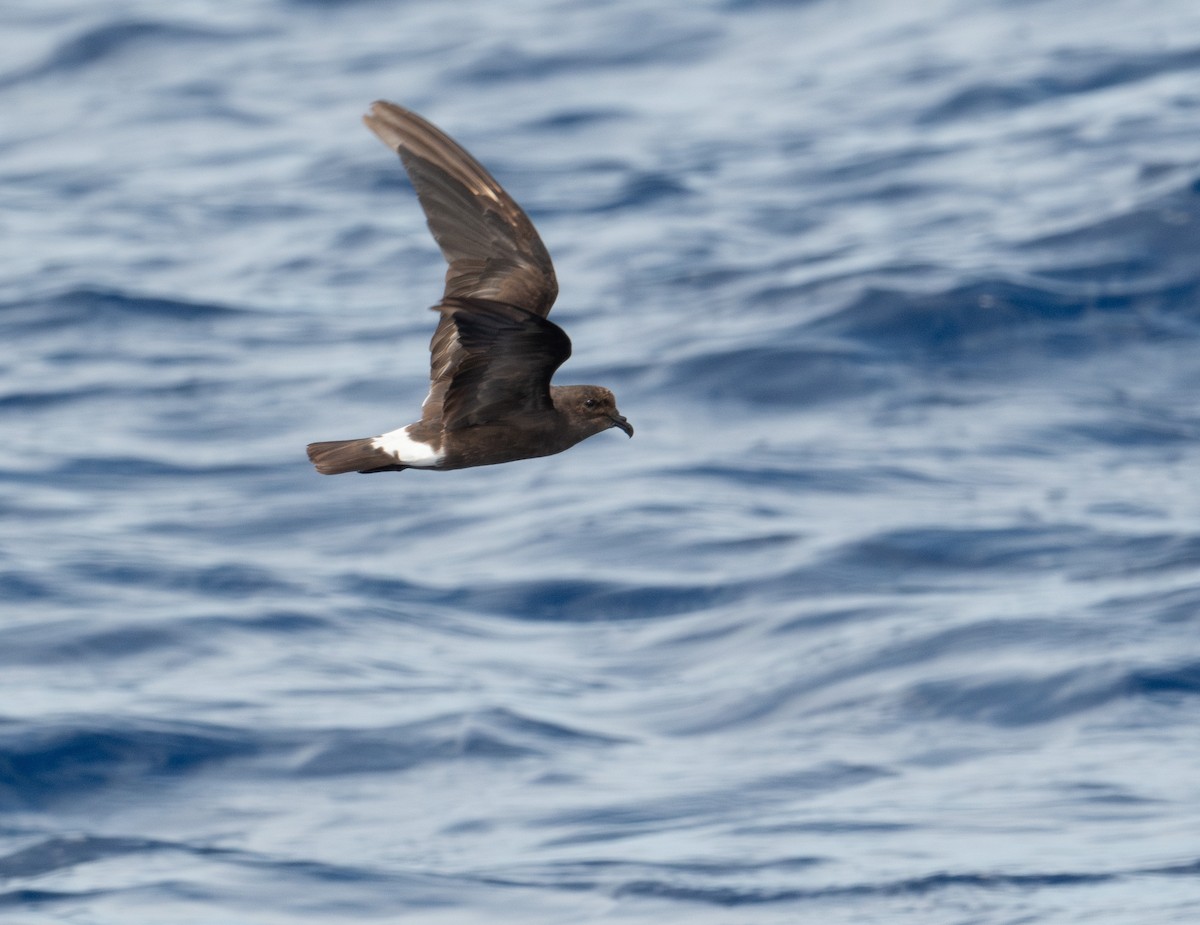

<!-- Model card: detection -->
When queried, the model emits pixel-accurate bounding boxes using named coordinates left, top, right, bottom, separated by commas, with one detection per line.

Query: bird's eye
left=584, top=398, right=598, bottom=409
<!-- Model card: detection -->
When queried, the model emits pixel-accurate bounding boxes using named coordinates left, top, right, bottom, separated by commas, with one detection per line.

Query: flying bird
left=306, top=101, right=633, bottom=475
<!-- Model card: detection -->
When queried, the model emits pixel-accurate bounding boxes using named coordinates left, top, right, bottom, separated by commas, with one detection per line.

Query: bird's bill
left=610, top=414, right=634, bottom=437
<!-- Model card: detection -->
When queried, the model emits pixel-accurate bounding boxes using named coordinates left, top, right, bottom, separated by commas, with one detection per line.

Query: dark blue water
left=4, top=1, right=1200, bottom=922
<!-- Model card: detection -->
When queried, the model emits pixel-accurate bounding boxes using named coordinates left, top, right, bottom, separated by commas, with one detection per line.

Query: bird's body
left=306, top=102, right=632, bottom=475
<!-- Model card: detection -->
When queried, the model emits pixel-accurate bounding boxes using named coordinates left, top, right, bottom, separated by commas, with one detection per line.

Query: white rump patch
left=371, top=426, right=444, bottom=468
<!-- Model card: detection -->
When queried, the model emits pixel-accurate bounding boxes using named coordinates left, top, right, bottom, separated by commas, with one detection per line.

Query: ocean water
left=4, top=0, right=1200, bottom=922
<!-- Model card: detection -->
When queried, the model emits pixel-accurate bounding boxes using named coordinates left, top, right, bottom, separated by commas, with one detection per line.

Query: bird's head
left=555, top=385, right=634, bottom=439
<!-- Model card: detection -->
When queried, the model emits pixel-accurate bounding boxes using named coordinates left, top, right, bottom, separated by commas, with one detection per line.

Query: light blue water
left=4, top=1, right=1200, bottom=922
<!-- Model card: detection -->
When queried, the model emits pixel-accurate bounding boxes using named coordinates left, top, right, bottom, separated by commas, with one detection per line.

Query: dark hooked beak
left=609, top=413, right=634, bottom=438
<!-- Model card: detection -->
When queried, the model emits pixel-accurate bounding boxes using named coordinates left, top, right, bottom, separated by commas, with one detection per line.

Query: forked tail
left=306, top=439, right=407, bottom=475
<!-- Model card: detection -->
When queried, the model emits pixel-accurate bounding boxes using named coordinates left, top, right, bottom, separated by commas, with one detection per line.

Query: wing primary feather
left=363, top=101, right=558, bottom=316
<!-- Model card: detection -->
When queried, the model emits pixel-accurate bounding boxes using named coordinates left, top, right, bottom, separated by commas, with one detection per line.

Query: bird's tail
left=306, top=439, right=406, bottom=475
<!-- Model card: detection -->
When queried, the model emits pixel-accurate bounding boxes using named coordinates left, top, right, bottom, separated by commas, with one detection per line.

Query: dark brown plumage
left=306, top=101, right=632, bottom=476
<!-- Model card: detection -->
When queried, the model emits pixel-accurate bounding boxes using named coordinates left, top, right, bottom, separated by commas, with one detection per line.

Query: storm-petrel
left=306, top=101, right=633, bottom=475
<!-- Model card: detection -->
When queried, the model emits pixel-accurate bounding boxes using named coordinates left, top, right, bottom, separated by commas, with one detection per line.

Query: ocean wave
left=1, top=19, right=246, bottom=88
left=0, top=287, right=242, bottom=336
left=0, top=720, right=260, bottom=810
left=296, top=708, right=623, bottom=776
left=919, top=45, right=1200, bottom=125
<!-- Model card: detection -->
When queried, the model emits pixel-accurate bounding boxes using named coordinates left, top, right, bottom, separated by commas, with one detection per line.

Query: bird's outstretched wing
left=363, top=100, right=559, bottom=425
left=436, top=299, right=572, bottom=431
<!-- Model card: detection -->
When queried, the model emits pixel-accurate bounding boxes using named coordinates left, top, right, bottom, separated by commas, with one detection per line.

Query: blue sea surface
left=4, top=0, right=1200, bottom=922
